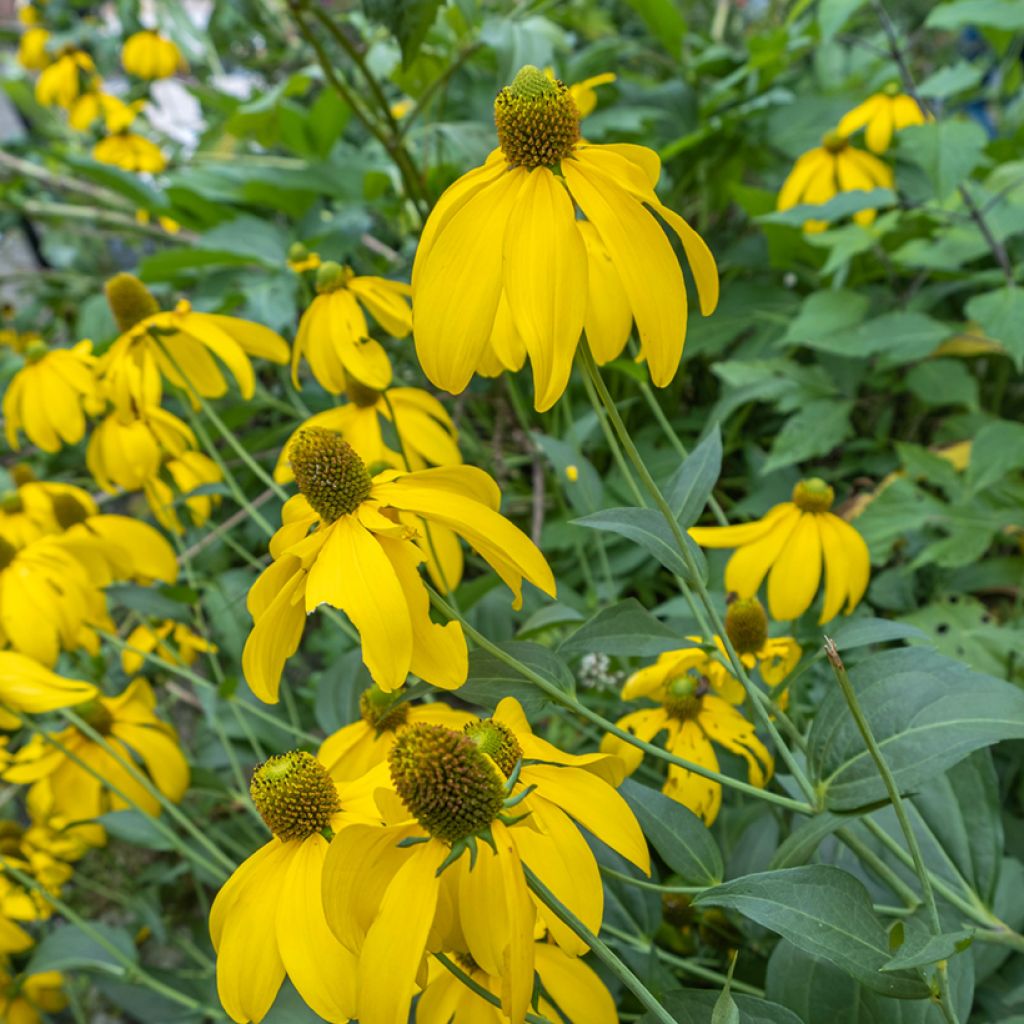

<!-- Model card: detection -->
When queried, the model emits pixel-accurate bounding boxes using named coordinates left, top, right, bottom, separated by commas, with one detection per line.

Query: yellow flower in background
left=35, top=49, right=95, bottom=108
left=274, top=381, right=461, bottom=481
left=286, top=243, right=321, bottom=273
left=243, top=430, right=554, bottom=700
left=69, top=91, right=140, bottom=133
left=0, top=652, right=98, bottom=730
left=4, top=678, right=190, bottom=821
left=142, top=450, right=223, bottom=533
left=721, top=596, right=802, bottom=687
left=17, top=26, right=50, bottom=71
left=98, top=274, right=289, bottom=412
left=601, top=646, right=773, bottom=824
left=0, top=968, right=66, bottom=1024
left=690, top=478, right=871, bottom=623
left=3, top=340, right=98, bottom=453
left=0, top=329, right=42, bottom=354
left=417, top=941, right=617, bottom=1024
left=322, top=704, right=647, bottom=1024
left=86, top=405, right=195, bottom=493
left=0, top=473, right=97, bottom=548
left=316, top=684, right=474, bottom=781
left=777, top=131, right=893, bottom=232
left=93, top=131, right=168, bottom=173
left=122, top=619, right=217, bottom=674
left=291, top=261, right=411, bottom=394
left=135, top=209, right=181, bottom=234
left=556, top=69, right=617, bottom=118
left=838, top=87, right=929, bottom=153
left=0, top=872, right=36, bottom=953
left=121, top=30, right=186, bottom=79
left=210, top=751, right=385, bottom=1024
left=412, top=64, right=718, bottom=411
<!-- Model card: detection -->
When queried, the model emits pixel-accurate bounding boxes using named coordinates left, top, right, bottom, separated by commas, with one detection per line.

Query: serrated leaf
left=898, top=120, right=988, bottom=199
left=693, top=866, right=930, bottom=997
left=558, top=599, right=685, bottom=658
left=964, top=287, right=1024, bottom=368
left=762, top=400, right=853, bottom=473
left=783, top=290, right=870, bottom=346
left=664, top=427, right=723, bottom=525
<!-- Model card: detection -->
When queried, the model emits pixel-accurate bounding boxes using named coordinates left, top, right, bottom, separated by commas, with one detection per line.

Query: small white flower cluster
left=578, top=652, right=624, bottom=692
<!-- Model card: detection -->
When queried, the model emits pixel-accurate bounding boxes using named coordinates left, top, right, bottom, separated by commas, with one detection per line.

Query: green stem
left=523, top=864, right=676, bottom=1024
left=434, top=953, right=554, bottom=1024
left=824, top=640, right=959, bottom=1024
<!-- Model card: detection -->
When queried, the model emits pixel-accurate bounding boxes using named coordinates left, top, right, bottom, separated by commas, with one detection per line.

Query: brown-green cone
left=51, top=493, right=91, bottom=530
left=359, top=684, right=410, bottom=734
left=75, top=698, right=114, bottom=736
left=104, top=273, right=160, bottom=333
left=0, top=536, right=16, bottom=571
left=289, top=428, right=372, bottom=522
left=663, top=675, right=708, bottom=722
left=250, top=751, right=341, bottom=840
left=463, top=718, right=522, bottom=778
left=389, top=724, right=505, bottom=843
left=725, top=596, right=768, bottom=656
left=315, top=261, right=353, bottom=295
left=792, top=477, right=835, bottom=514
left=345, top=377, right=383, bottom=409
left=494, top=65, right=580, bottom=169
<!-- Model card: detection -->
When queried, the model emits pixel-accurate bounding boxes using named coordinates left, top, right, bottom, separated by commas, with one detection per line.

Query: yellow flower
left=321, top=700, right=647, bottom=1024
left=690, top=477, right=871, bottom=622
left=554, top=69, right=617, bottom=118
left=286, top=243, right=321, bottom=273
left=291, top=262, right=411, bottom=394
left=244, top=430, right=554, bottom=700
left=17, top=26, right=50, bottom=70
left=601, top=646, right=773, bottom=824
left=35, top=49, right=95, bottom=108
left=121, top=30, right=186, bottom=79
left=19, top=5, right=41, bottom=26
left=721, top=596, right=802, bottom=687
left=412, top=64, right=718, bottom=412
left=4, top=678, right=190, bottom=821
left=0, top=473, right=97, bottom=548
left=209, top=750, right=385, bottom=1024
left=417, top=940, right=617, bottom=1023
left=68, top=91, right=140, bottom=133
left=87, top=405, right=195, bottom=493
left=121, top=620, right=217, bottom=674
left=0, top=969, right=66, bottom=1024
left=390, top=98, right=413, bottom=119
left=317, top=684, right=474, bottom=781
left=142, top=451, right=223, bottom=533
left=3, top=340, right=98, bottom=453
left=0, top=652, right=98, bottom=730
left=135, top=209, right=181, bottom=234
left=838, top=88, right=929, bottom=153
left=0, top=329, right=42, bottom=354
left=93, top=131, right=167, bottom=173
left=777, top=131, right=893, bottom=232
left=98, top=274, right=289, bottom=412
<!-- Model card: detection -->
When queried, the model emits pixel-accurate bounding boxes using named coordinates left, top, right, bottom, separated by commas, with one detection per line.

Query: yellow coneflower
left=562, top=69, right=616, bottom=118
left=210, top=750, right=385, bottom=1024
left=316, top=684, right=474, bottom=781
left=321, top=704, right=647, bottom=1024
left=0, top=652, right=98, bottom=730
left=93, top=131, right=168, bottom=173
left=35, top=49, right=95, bottom=108
left=0, top=473, right=98, bottom=547
left=690, top=478, right=871, bottom=622
left=0, top=967, right=65, bottom=1023
left=291, top=261, right=411, bottom=394
left=121, top=619, right=217, bottom=674
left=3, top=340, right=99, bottom=453
left=720, top=595, right=802, bottom=687
left=17, top=26, right=50, bottom=71
left=243, top=430, right=554, bottom=700
left=286, top=242, right=321, bottom=274
left=69, top=91, right=141, bottom=133
left=777, top=131, right=893, bottom=232
left=412, top=64, right=718, bottom=411
left=3, top=678, right=190, bottom=821
left=121, top=30, right=186, bottom=79
left=98, top=274, right=289, bottom=412
left=601, top=646, right=773, bottom=824
left=838, top=86, right=929, bottom=153
left=141, top=450, right=223, bottom=533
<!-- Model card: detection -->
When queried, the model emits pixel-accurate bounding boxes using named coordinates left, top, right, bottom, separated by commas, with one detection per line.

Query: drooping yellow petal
left=864, top=100, right=895, bottom=153
left=665, top=719, right=721, bottom=824
left=347, top=276, right=412, bottom=338
left=766, top=511, right=822, bottom=620
left=690, top=503, right=792, bottom=549
left=535, top=942, right=618, bottom=1024
left=723, top=505, right=802, bottom=599
left=0, top=653, right=97, bottom=712
left=242, top=560, right=307, bottom=704
left=580, top=220, right=633, bottom=364
left=816, top=513, right=850, bottom=623
left=837, top=95, right=883, bottom=139
left=828, top=513, right=871, bottom=615
left=699, top=695, right=773, bottom=789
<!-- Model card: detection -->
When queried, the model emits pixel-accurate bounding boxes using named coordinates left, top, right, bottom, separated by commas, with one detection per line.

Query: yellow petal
left=816, top=513, right=850, bottom=623
left=690, top=503, right=791, bottom=549
left=766, top=512, right=822, bottom=620
left=580, top=221, right=633, bottom=364
left=699, top=695, right=773, bottom=789
left=828, top=513, right=871, bottom=615
left=536, top=942, right=618, bottom=1024
left=665, top=720, right=721, bottom=824
left=723, top=505, right=802, bottom=599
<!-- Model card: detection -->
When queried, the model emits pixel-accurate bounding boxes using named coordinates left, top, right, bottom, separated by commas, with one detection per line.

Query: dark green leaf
left=826, top=617, right=927, bottom=649
left=964, top=419, right=1024, bottom=492
left=898, top=121, right=988, bottom=199
left=645, top=989, right=803, bottom=1024
left=818, top=0, right=867, bottom=41
left=621, top=0, right=686, bottom=53
left=97, top=811, right=177, bottom=852
left=462, top=642, right=572, bottom=714
left=664, top=427, right=723, bottom=525
left=882, top=929, right=973, bottom=971
left=363, top=0, right=442, bottom=67
left=27, top=923, right=138, bottom=977
left=783, top=290, right=870, bottom=346
left=558, top=599, right=686, bottom=658
left=926, top=0, right=1024, bottom=30
left=759, top=189, right=896, bottom=226
left=768, top=812, right=846, bottom=870
left=762, top=400, right=853, bottom=473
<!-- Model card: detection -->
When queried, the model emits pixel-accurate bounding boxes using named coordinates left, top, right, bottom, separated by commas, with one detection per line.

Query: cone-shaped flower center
left=23, top=339, right=49, bottom=363
left=389, top=724, right=506, bottom=844
left=792, top=477, right=835, bottom=513
left=250, top=751, right=341, bottom=840
left=359, top=684, right=410, bottom=734
left=288, top=242, right=310, bottom=263
left=0, top=821, right=24, bottom=857
left=822, top=130, right=848, bottom=154
left=75, top=698, right=114, bottom=735
left=0, top=537, right=15, bottom=571
left=463, top=718, right=522, bottom=778
left=315, top=261, right=354, bottom=295
left=494, top=64, right=580, bottom=169
left=289, top=428, right=372, bottom=523
left=725, top=596, right=768, bottom=656
left=0, top=491, right=22, bottom=514
left=104, top=273, right=160, bottom=333
left=663, top=674, right=708, bottom=721
left=51, top=493, right=90, bottom=530
left=11, top=465, right=35, bottom=487
left=345, top=376, right=383, bottom=409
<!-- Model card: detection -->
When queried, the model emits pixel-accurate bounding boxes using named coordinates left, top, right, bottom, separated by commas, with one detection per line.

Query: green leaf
left=97, top=811, right=177, bottom=851
left=621, top=0, right=686, bottom=54
left=807, top=647, right=1024, bottom=811
left=620, top=779, right=723, bottom=886
left=783, top=290, right=870, bottom=346
left=532, top=431, right=605, bottom=513
left=802, top=311, right=950, bottom=363
left=964, top=419, right=1024, bottom=492
left=558, top=599, right=686, bottom=658
left=964, top=286, right=1024, bottom=367
left=882, top=929, right=973, bottom=971
left=762, top=400, right=854, bottom=473
left=898, top=121, right=988, bottom=199
left=363, top=0, right=442, bottom=67
left=818, top=0, right=867, bottom=41
left=574, top=508, right=708, bottom=584
left=759, top=188, right=896, bottom=227
left=918, top=60, right=985, bottom=98
left=926, top=0, right=1024, bottom=30
left=712, top=988, right=741, bottom=1024
left=664, top=427, right=723, bottom=525
left=644, top=990, right=803, bottom=1024
left=462, top=642, right=572, bottom=715
left=768, top=812, right=846, bottom=869
left=905, top=359, right=979, bottom=409
left=27, top=922, right=138, bottom=977
left=693, top=866, right=930, bottom=997
left=826, top=617, right=927, bottom=649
